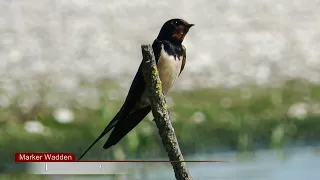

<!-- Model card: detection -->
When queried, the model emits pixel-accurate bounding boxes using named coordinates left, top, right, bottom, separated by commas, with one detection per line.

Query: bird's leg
left=167, top=109, right=172, bottom=118
left=163, top=97, right=172, bottom=118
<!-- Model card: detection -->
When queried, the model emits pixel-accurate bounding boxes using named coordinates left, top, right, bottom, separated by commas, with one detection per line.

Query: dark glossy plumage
left=78, top=19, right=193, bottom=160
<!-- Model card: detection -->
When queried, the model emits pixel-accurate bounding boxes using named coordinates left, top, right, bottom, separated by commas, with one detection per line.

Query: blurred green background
left=1, top=79, right=320, bottom=178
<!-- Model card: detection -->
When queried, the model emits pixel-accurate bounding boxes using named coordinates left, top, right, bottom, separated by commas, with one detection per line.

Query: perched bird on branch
left=78, top=18, right=194, bottom=160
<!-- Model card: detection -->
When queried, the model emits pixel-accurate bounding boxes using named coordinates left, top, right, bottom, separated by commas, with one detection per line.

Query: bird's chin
left=172, top=33, right=185, bottom=41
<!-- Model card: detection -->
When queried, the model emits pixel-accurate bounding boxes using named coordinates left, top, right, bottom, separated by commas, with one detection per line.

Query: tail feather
left=103, top=106, right=151, bottom=149
left=77, top=112, right=122, bottom=161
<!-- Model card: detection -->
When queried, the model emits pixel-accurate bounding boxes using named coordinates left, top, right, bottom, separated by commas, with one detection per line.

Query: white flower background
left=0, top=0, right=320, bottom=108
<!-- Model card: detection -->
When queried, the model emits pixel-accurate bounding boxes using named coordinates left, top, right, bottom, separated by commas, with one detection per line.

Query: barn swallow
left=78, top=18, right=194, bottom=160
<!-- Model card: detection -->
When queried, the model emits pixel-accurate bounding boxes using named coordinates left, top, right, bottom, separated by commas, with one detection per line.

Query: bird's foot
left=167, top=108, right=172, bottom=118
left=163, top=97, right=167, bottom=104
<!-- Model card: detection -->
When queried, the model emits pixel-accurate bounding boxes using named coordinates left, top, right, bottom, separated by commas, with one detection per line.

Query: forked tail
left=77, top=116, right=119, bottom=161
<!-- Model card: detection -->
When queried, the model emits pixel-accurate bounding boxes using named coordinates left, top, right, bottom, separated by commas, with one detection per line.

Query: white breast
left=157, top=47, right=183, bottom=95
left=134, top=46, right=183, bottom=110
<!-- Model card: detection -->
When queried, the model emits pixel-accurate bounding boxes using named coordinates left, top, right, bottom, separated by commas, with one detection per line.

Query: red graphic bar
left=15, top=152, right=227, bottom=163
left=78, top=160, right=227, bottom=162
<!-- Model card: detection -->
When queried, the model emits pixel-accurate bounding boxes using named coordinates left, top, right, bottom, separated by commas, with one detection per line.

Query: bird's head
left=157, top=18, right=194, bottom=44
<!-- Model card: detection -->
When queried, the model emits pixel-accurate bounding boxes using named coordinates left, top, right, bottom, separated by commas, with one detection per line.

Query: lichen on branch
left=140, top=44, right=192, bottom=180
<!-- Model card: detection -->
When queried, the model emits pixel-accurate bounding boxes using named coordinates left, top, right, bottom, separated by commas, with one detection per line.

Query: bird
left=78, top=18, right=194, bottom=160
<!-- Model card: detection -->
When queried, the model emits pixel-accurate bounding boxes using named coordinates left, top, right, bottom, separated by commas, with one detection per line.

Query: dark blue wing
left=78, top=40, right=163, bottom=160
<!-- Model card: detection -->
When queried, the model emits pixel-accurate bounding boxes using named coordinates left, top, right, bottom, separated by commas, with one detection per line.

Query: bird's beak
left=187, top=24, right=194, bottom=29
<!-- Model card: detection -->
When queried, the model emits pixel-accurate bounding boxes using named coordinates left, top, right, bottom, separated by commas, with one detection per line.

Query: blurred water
left=52, top=146, right=320, bottom=180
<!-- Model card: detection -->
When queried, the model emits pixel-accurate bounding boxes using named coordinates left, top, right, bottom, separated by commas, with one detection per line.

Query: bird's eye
left=174, top=21, right=179, bottom=25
